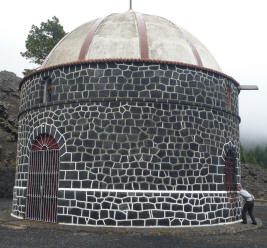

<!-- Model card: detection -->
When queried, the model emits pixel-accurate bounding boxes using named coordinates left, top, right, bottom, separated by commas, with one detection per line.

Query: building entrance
left=26, top=134, right=60, bottom=223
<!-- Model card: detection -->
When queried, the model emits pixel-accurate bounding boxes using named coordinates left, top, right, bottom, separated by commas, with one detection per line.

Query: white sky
left=0, top=0, right=266, bottom=146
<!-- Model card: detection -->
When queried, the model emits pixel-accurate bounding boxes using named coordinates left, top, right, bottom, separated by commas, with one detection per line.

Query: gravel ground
left=0, top=199, right=266, bottom=248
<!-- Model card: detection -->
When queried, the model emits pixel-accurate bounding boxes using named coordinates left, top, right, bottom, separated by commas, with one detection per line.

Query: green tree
left=242, top=144, right=267, bottom=168
left=22, top=68, right=36, bottom=76
left=240, top=144, right=246, bottom=163
left=246, top=151, right=257, bottom=165
left=21, top=16, right=66, bottom=65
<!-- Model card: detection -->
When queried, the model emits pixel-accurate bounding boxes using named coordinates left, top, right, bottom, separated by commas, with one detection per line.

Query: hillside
left=0, top=71, right=20, bottom=167
left=241, top=163, right=267, bottom=200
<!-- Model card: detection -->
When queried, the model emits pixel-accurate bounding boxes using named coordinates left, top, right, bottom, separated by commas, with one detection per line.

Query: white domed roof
left=41, top=11, right=221, bottom=72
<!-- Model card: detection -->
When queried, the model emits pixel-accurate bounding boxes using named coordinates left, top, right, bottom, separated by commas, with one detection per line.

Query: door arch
left=26, top=134, right=60, bottom=223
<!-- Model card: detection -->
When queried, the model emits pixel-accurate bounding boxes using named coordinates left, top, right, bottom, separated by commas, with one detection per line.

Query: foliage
left=240, top=145, right=246, bottom=163
left=22, top=68, right=36, bottom=76
left=21, top=16, right=66, bottom=65
left=241, top=144, right=267, bottom=168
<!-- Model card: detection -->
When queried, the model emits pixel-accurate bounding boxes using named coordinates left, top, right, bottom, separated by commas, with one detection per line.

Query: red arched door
left=26, top=134, right=60, bottom=223
left=224, top=150, right=236, bottom=191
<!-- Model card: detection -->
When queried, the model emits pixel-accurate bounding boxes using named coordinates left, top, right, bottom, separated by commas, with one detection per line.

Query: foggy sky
left=0, top=0, right=266, bottom=146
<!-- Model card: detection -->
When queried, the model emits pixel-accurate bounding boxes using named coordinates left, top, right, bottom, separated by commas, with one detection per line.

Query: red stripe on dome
left=78, top=17, right=106, bottom=60
left=134, top=12, right=149, bottom=59
left=180, top=28, right=203, bottom=67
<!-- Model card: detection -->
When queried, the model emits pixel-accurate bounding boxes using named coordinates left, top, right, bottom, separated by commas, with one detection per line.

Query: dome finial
left=129, top=0, right=133, bottom=10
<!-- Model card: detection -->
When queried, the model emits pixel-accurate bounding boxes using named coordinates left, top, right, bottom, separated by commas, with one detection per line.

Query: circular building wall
left=12, top=11, right=242, bottom=227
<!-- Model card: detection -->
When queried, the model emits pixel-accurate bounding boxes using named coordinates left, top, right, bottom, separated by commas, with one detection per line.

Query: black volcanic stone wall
left=56, top=190, right=241, bottom=226
left=19, top=62, right=239, bottom=116
left=13, top=61, right=241, bottom=225
left=15, top=102, right=239, bottom=192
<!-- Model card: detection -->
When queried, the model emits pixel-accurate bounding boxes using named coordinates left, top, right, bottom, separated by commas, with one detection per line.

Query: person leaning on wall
left=237, top=184, right=257, bottom=225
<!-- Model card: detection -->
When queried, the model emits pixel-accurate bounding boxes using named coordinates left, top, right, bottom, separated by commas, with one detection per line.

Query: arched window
left=32, top=134, right=59, bottom=150
left=224, top=150, right=236, bottom=191
left=42, top=77, right=52, bottom=103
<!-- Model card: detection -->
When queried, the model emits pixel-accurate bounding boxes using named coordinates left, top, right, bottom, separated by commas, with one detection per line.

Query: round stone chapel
left=12, top=10, right=241, bottom=226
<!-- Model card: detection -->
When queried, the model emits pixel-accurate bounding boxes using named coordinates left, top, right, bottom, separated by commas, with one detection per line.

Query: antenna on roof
left=130, top=0, right=132, bottom=10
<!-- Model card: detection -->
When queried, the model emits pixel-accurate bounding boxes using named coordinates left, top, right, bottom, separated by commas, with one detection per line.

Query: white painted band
left=13, top=186, right=238, bottom=194
left=10, top=213, right=24, bottom=220
left=59, top=219, right=242, bottom=228
left=13, top=186, right=27, bottom=189
left=58, top=188, right=236, bottom=194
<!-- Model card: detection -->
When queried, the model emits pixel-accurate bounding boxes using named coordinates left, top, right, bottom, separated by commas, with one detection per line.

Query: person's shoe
left=252, top=222, right=257, bottom=225
left=241, top=221, right=247, bottom=224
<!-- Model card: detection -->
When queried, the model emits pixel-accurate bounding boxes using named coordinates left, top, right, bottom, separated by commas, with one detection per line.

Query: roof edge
left=18, top=58, right=240, bottom=90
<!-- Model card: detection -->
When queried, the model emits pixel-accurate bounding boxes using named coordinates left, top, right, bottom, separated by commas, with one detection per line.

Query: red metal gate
left=224, top=150, right=236, bottom=191
left=26, top=135, right=60, bottom=223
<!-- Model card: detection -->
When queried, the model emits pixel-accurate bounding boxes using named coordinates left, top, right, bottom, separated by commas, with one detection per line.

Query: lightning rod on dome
left=130, top=0, right=132, bottom=10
